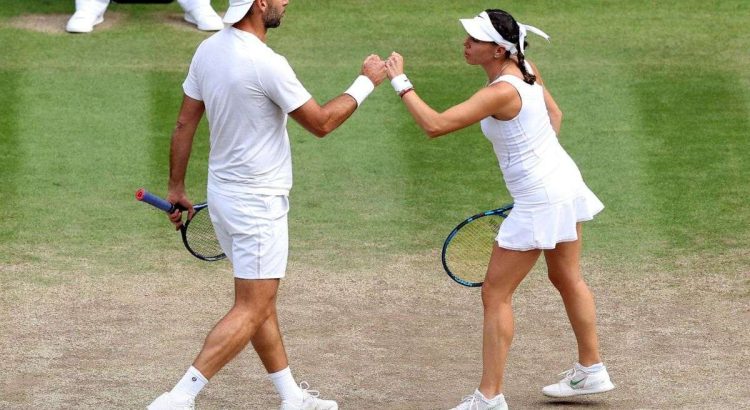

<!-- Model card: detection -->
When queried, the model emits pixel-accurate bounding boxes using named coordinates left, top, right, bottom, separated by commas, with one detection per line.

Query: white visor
left=459, top=14, right=496, bottom=43
left=223, top=0, right=255, bottom=24
left=459, top=11, right=550, bottom=55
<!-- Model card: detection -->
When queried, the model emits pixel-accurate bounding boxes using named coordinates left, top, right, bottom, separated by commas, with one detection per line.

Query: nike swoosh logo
left=570, top=378, right=586, bottom=388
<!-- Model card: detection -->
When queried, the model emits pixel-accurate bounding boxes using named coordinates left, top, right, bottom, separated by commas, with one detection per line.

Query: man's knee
left=229, top=301, right=276, bottom=332
left=233, top=279, right=279, bottom=318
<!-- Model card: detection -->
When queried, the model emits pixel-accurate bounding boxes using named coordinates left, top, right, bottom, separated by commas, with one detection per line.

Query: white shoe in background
left=183, top=5, right=223, bottom=31
left=66, top=9, right=105, bottom=33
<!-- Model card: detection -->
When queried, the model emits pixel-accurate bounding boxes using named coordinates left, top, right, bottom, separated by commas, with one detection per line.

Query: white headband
left=475, top=11, right=550, bottom=55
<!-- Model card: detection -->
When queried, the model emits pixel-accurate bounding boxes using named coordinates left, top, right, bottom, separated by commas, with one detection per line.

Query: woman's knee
left=547, top=271, right=581, bottom=291
left=548, top=270, right=584, bottom=292
left=481, top=283, right=513, bottom=308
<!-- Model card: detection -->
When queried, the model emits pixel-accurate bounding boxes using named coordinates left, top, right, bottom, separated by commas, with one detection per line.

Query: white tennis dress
left=481, top=74, right=604, bottom=251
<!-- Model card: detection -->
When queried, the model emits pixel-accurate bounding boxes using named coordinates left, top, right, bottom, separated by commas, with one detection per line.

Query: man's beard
left=263, top=6, right=283, bottom=28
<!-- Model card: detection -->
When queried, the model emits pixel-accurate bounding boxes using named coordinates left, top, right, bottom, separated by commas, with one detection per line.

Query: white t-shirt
left=183, top=28, right=312, bottom=195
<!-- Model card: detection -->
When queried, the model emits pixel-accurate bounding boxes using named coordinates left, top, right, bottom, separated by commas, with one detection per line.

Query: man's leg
left=250, top=311, right=308, bottom=405
left=251, top=308, right=288, bottom=373
left=192, top=278, right=281, bottom=377
left=149, top=278, right=280, bottom=409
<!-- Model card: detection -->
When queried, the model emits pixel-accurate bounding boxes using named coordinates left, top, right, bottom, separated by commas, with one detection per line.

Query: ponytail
left=515, top=51, right=536, bottom=85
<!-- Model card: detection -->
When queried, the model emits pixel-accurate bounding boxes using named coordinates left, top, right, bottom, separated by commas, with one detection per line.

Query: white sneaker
left=65, top=10, right=104, bottom=33
left=542, top=363, right=615, bottom=398
left=183, top=5, right=223, bottom=31
left=450, top=390, right=508, bottom=410
left=147, top=392, right=195, bottom=410
left=279, top=382, right=338, bottom=410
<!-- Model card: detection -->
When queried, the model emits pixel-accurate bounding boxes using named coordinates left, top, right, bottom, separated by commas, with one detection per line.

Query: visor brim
left=459, top=18, right=495, bottom=42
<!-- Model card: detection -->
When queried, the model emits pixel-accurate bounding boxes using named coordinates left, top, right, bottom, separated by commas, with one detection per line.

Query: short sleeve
left=257, top=55, right=312, bottom=113
left=182, top=52, right=203, bottom=101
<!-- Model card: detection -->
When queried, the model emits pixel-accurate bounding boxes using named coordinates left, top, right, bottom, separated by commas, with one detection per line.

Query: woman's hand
left=385, top=52, right=404, bottom=79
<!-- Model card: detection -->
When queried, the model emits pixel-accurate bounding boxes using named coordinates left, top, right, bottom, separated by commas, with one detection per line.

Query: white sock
left=576, top=362, right=604, bottom=373
left=476, top=389, right=505, bottom=404
left=171, top=366, right=208, bottom=399
left=268, top=367, right=303, bottom=403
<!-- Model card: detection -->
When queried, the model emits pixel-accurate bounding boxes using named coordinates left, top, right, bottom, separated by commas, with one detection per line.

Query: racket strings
left=184, top=209, right=224, bottom=259
left=445, top=216, right=502, bottom=284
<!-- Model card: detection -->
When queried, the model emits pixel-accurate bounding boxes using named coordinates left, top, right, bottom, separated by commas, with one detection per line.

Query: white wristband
left=344, top=75, right=375, bottom=106
left=390, top=74, right=413, bottom=94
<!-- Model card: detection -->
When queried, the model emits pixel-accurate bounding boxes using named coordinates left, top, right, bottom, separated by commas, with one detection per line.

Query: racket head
left=441, top=204, right=513, bottom=287
left=181, top=203, right=226, bottom=262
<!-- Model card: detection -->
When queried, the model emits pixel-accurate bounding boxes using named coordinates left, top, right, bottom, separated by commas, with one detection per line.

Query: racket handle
left=135, top=188, right=177, bottom=213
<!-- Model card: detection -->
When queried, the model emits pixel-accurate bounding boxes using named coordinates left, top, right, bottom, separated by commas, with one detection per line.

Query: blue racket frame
left=441, top=203, right=514, bottom=287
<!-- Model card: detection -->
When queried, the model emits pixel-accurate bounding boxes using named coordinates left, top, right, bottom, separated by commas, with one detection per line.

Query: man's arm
left=289, top=54, right=386, bottom=138
left=289, top=95, right=358, bottom=138
left=166, top=94, right=205, bottom=227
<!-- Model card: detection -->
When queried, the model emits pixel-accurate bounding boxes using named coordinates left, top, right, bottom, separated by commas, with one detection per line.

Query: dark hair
left=486, top=9, right=536, bottom=85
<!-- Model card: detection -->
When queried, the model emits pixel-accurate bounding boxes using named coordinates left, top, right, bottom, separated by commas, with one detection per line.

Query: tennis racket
left=441, top=204, right=514, bottom=287
left=135, top=188, right=226, bottom=262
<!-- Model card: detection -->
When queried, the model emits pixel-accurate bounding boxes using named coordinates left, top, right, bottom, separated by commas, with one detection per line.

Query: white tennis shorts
left=207, top=188, right=289, bottom=279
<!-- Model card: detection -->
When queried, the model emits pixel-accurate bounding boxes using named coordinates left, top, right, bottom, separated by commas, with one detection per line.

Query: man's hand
left=361, top=54, right=387, bottom=86
left=165, top=189, right=195, bottom=230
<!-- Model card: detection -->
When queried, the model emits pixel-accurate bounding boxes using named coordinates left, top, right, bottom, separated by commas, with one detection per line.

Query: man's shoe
left=65, top=10, right=104, bottom=33
left=450, top=390, right=508, bottom=410
left=147, top=392, right=195, bottom=410
left=183, top=5, right=223, bottom=31
left=542, top=363, right=615, bottom=398
left=279, top=382, right=338, bottom=410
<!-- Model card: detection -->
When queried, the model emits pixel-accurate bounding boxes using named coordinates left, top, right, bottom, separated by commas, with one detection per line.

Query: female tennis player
left=385, top=8, right=615, bottom=410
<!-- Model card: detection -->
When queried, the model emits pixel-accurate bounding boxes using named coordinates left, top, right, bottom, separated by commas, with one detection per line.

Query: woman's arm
left=400, top=85, right=517, bottom=138
left=529, top=61, right=563, bottom=136
left=386, top=52, right=518, bottom=138
left=543, top=88, right=562, bottom=136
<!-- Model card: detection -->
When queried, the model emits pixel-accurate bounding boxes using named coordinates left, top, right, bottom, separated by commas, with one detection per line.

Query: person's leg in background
left=66, top=0, right=223, bottom=33
left=66, top=0, right=110, bottom=33
left=177, top=0, right=223, bottom=31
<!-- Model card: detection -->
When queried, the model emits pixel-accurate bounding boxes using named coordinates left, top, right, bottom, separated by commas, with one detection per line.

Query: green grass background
left=0, top=0, right=748, bottom=278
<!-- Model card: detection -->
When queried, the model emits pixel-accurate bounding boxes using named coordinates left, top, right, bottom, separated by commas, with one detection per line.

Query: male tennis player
left=146, top=0, right=386, bottom=409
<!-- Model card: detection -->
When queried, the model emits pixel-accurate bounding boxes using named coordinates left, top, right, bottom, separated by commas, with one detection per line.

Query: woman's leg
left=544, top=223, right=601, bottom=365
left=478, top=244, right=541, bottom=397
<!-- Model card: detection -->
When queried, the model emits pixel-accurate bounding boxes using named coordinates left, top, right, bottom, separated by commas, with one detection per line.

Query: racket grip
left=135, top=188, right=177, bottom=213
